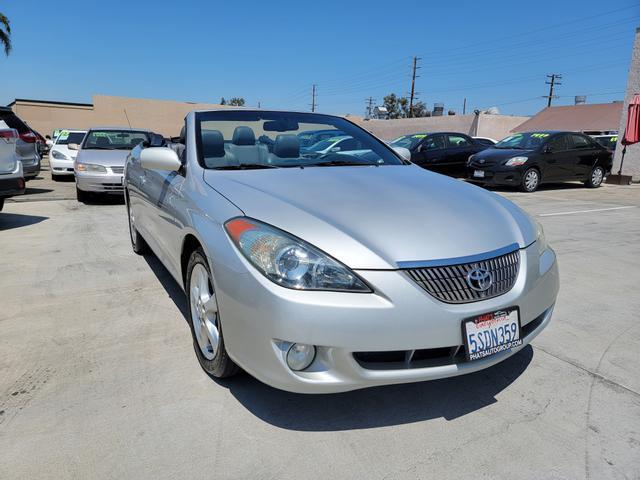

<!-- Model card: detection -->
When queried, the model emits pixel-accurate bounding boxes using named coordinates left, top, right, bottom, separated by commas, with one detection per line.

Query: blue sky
left=0, top=0, right=638, bottom=116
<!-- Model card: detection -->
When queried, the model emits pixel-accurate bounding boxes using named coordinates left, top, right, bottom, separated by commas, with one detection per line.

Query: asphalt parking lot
left=2, top=160, right=639, bottom=479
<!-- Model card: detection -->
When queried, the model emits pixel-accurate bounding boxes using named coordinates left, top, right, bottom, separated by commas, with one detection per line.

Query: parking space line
left=538, top=206, right=636, bottom=217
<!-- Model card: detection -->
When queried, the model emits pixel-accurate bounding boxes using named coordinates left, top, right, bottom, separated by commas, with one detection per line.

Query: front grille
left=404, top=249, right=520, bottom=304
left=110, top=166, right=124, bottom=174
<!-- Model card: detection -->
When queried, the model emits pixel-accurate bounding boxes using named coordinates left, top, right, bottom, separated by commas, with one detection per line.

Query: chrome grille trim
left=404, top=249, right=520, bottom=304
left=110, top=166, right=124, bottom=174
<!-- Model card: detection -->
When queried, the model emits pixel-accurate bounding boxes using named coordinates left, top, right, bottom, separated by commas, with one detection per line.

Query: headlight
left=467, top=155, right=475, bottom=165
left=505, top=156, right=528, bottom=166
left=535, top=219, right=548, bottom=255
left=225, top=217, right=371, bottom=292
left=51, top=150, right=68, bottom=160
left=75, top=163, right=107, bottom=173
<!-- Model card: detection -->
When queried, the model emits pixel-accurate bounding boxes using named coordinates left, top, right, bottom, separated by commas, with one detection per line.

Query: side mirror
left=140, top=147, right=181, bottom=171
left=392, top=146, right=412, bottom=162
left=68, top=143, right=79, bottom=150
left=330, top=146, right=341, bottom=152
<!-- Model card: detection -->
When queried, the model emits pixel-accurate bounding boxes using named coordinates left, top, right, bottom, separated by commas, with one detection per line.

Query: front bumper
left=467, top=165, right=524, bottom=186
left=75, top=169, right=124, bottom=194
left=50, top=156, right=75, bottom=175
left=214, top=242, right=559, bottom=393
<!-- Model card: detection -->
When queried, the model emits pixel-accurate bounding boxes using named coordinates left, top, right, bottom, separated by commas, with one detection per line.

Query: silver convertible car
left=124, top=110, right=559, bottom=394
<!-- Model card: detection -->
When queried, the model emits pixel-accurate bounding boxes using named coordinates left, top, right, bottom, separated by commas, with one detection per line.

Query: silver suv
left=0, top=107, right=41, bottom=180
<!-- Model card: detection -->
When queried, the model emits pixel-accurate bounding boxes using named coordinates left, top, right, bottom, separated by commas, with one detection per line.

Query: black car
left=390, top=132, right=490, bottom=177
left=467, top=131, right=613, bottom=192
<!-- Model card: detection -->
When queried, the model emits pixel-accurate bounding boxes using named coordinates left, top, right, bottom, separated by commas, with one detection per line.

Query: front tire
left=520, top=168, right=540, bottom=192
left=186, top=248, right=239, bottom=379
left=585, top=166, right=604, bottom=188
left=76, top=186, right=89, bottom=203
left=126, top=198, right=148, bottom=254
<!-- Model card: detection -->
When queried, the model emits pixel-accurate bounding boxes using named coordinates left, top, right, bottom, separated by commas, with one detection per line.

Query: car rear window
left=0, top=111, right=30, bottom=134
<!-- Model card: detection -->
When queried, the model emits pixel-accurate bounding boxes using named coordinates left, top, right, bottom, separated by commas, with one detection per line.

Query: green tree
left=411, top=100, right=428, bottom=117
left=219, top=97, right=227, bottom=105
left=228, top=97, right=245, bottom=106
left=383, top=93, right=402, bottom=119
left=0, top=12, right=11, bottom=56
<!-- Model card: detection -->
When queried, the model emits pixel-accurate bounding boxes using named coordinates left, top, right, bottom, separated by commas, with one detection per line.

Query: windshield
left=55, top=131, right=86, bottom=145
left=390, top=134, right=426, bottom=150
left=82, top=130, right=150, bottom=150
left=196, top=111, right=404, bottom=169
left=494, top=132, right=551, bottom=150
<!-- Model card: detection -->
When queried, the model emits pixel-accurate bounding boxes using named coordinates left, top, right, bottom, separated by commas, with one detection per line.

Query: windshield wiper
left=213, top=163, right=279, bottom=170
left=307, top=159, right=378, bottom=167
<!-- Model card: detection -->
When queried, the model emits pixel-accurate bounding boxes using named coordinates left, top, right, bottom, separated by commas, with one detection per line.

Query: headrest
left=273, top=134, right=300, bottom=158
left=201, top=130, right=225, bottom=157
left=96, top=136, right=110, bottom=147
left=232, top=126, right=255, bottom=146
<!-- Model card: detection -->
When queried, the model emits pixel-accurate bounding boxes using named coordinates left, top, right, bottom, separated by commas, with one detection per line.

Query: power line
left=544, top=74, right=562, bottom=107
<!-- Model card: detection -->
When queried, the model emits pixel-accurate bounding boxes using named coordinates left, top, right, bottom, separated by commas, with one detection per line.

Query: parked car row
left=0, top=107, right=42, bottom=181
left=390, top=129, right=613, bottom=192
left=0, top=128, right=26, bottom=211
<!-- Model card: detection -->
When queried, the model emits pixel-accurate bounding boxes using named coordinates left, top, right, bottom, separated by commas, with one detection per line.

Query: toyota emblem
left=466, top=267, right=493, bottom=292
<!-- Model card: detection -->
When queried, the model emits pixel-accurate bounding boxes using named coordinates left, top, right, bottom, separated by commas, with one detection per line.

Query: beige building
left=351, top=113, right=530, bottom=142
left=8, top=95, right=228, bottom=138
left=9, top=94, right=529, bottom=144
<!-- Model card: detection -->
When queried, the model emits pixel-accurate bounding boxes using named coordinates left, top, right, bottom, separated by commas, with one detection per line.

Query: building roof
left=512, top=103, right=623, bottom=133
left=7, top=98, right=93, bottom=108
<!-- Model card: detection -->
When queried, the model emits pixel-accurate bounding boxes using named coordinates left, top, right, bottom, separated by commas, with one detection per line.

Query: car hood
left=472, top=147, right=535, bottom=162
left=204, top=165, right=536, bottom=269
left=76, top=148, right=130, bottom=166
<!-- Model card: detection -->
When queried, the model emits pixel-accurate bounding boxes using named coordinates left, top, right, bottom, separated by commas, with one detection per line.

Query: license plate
left=462, top=307, right=522, bottom=361
left=473, top=169, right=485, bottom=178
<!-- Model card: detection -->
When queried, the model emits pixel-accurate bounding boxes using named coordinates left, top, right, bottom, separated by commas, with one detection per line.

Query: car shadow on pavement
left=485, top=182, right=586, bottom=193
left=143, top=253, right=189, bottom=322
left=0, top=212, right=48, bottom=231
left=79, top=195, right=126, bottom=206
left=142, top=247, right=535, bottom=430
left=216, top=346, right=533, bottom=430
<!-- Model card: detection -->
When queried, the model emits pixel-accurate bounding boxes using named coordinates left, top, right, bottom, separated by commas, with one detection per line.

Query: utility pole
left=463, top=97, right=467, bottom=115
left=408, top=56, right=421, bottom=118
left=365, top=97, right=375, bottom=118
left=544, top=74, right=562, bottom=107
left=311, top=84, right=317, bottom=112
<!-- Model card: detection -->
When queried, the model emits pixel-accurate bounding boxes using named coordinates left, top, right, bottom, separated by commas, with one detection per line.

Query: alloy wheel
left=189, top=263, right=220, bottom=360
left=524, top=170, right=539, bottom=191
left=591, top=167, right=604, bottom=186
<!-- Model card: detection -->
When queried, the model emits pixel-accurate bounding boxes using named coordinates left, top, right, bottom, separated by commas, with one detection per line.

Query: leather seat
left=202, top=129, right=238, bottom=168
left=269, top=134, right=300, bottom=163
left=228, top=126, right=269, bottom=164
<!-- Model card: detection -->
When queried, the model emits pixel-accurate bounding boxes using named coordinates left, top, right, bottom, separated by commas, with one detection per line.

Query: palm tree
left=0, top=13, right=11, bottom=56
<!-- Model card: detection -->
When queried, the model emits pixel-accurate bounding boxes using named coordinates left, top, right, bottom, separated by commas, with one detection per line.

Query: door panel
left=568, top=134, right=598, bottom=178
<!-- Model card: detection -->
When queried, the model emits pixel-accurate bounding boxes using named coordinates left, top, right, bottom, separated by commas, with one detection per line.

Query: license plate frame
left=462, top=307, right=522, bottom=361
left=473, top=169, right=485, bottom=178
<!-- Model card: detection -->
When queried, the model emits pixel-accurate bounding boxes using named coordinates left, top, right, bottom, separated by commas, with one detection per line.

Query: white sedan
left=49, top=129, right=86, bottom=180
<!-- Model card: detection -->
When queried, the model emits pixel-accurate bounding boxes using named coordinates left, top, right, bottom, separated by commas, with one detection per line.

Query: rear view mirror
left=392, top=146, right=412, bottom=161
left=263, top=119, right=300, bottom=132
left=68, top=143, right=79, bottom=151
left=140, top=147, right=181, bottom=171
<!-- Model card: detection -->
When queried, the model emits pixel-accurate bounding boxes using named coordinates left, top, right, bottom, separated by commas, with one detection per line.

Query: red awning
left=622, top=94, right=640, bottom=145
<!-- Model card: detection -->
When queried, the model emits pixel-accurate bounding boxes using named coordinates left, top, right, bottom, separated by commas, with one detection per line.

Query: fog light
left=286, top=343, right=316, bottom=371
